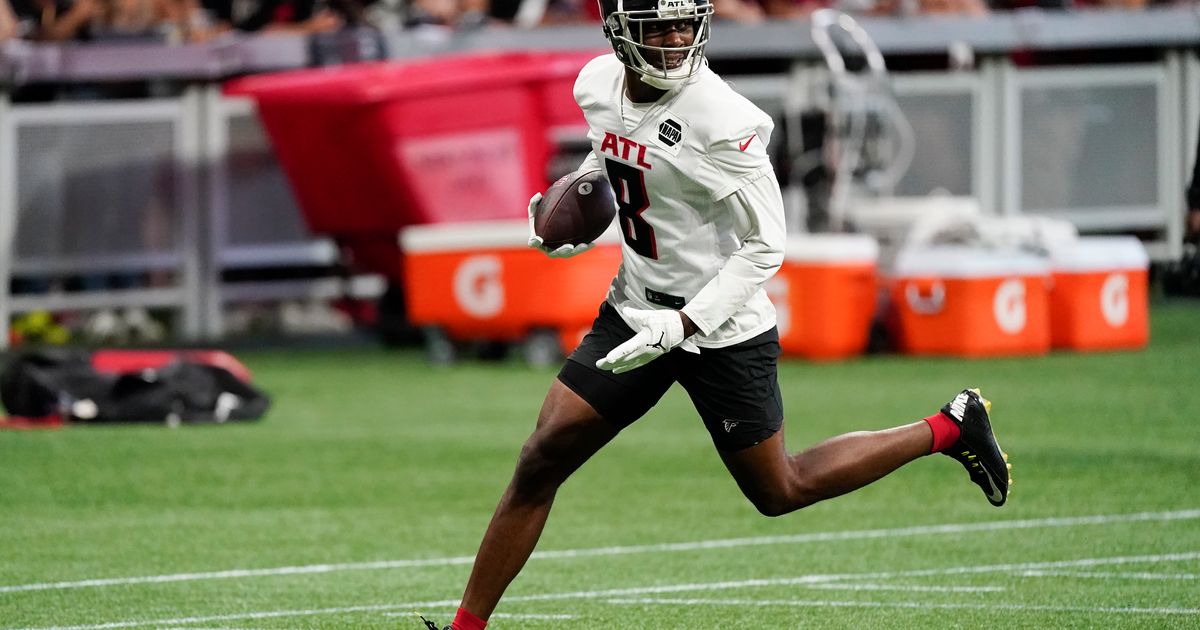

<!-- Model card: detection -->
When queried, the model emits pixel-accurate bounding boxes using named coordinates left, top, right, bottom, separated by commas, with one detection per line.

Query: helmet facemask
left=602, top=0, right=713, bottom=90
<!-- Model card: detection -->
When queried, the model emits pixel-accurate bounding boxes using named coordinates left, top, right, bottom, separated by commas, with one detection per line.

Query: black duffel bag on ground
left=1, top=349, right=270, bottom=425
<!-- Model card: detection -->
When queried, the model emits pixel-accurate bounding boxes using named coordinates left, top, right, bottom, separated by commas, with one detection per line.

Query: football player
left=424, top=2, right=1011, bottom=628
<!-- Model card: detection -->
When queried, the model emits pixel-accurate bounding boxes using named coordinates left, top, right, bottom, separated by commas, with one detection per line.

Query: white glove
left=597, top=307, right=696, bottom=374
left=526, top=192, right=595, bottom=259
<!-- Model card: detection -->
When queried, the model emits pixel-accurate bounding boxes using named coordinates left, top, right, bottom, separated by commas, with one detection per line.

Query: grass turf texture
left=2, top=302, right=1198, bottom=629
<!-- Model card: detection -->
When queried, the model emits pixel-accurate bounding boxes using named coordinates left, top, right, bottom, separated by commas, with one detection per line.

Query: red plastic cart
left=224, top=51, right=603, bottom=285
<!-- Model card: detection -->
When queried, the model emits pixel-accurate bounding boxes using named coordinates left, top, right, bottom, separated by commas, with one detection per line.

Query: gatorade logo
left=454, top=255, right=504, bottom=318
left=1100, top=273, right=1129, bottom=327
left=993, top=279, right=1027, bottom=335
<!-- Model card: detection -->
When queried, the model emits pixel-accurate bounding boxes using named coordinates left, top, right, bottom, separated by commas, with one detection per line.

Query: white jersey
left=573, top=54, right=787, bottom=348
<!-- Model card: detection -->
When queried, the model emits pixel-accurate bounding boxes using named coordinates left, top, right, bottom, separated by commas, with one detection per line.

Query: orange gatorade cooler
left=768, top=234, right=878, bottom=360
left=1049, top=236, right=1149, bottom=351
left=887, top=246, right=1051, bottom=357
left=400, top=221, right=621, bottom=355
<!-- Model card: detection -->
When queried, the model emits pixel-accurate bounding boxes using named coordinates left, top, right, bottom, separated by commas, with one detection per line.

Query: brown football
left=534, top=169, right=616, bottom=249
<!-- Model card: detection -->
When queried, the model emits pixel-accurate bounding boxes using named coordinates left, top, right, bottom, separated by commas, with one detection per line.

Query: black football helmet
left=598, top=0, right=713, bottom=89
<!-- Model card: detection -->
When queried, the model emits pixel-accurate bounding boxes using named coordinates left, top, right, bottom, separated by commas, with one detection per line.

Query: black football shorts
left=558, top=302, right=784, bottom=452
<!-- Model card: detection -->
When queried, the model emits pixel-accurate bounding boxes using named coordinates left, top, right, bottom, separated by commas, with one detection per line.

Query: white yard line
left=605, top=597, right=1200, bottom=616
left=13, top=605, right=418, bottom=630
left=14, top=552, right=1200, bottom=630
left=3, top=508, right=1197, bottom=595
left=0, top=560, right=473, bottom=595
left=1016, top=570, right=1198, bottom=580
left=800, top=583, right=1005, bottom=592
left=804, top=551, right=1200, bottom=584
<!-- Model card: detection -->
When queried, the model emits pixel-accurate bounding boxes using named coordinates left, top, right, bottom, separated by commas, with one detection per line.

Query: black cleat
left=940, top=388, right=1012, bottom=507
left=419, top=615, right=451, bottom=630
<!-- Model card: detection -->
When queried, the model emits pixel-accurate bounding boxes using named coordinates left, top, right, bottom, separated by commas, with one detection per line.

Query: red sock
left=453, top=608, right=487, bottom=630
left=924, top=412, right=961, bottom=454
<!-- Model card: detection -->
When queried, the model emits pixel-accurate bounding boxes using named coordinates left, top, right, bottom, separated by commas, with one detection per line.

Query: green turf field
left=2, top=303, right=1199, bottom=629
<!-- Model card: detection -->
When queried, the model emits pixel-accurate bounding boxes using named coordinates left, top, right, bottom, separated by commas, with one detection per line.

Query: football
left=533, top=169, right=617, bottom=248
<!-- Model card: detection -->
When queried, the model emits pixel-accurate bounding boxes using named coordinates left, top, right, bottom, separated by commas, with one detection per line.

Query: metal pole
left=976, top=58, right=1001, bottom=217
left=0, top=89, right=13, bottom=350
left=1161, top=51, right=1184, bottom=263
left=178, top=85, right=205, bottom=341
left=997, top=57, right=1018, bottom=218
left=198, top=83, right=224, bottom=339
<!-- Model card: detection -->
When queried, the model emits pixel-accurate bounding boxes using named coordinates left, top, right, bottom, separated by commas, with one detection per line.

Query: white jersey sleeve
left=681, top=169, right=786, bottom=337
left=680, top=80, right=783, bottom=336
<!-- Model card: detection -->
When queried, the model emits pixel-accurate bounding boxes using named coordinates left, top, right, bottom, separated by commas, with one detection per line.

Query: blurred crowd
left=0, top=0, right=1189, bottom=43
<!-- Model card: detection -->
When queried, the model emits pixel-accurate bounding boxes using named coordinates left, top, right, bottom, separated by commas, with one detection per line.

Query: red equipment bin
left=400, top=220, right=621, bottom=357
left=225, top=51, right=603, bottom=285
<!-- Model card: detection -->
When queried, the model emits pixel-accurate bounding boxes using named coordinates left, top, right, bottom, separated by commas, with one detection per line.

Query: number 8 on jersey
left=605, top=158, right=657, bottom=260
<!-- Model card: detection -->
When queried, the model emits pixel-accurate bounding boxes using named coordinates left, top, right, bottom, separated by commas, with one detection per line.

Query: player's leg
left=458, top=380, right=620, bottom=620
left=454, top=303, right=675, bottom=626
left=718, top=420, right=934, bottom=516
left=678, top=329, right=1003, bottom=517
left=677, top=329, right=930, bottom=514
left=718, top=388, right=1009, bottom=515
